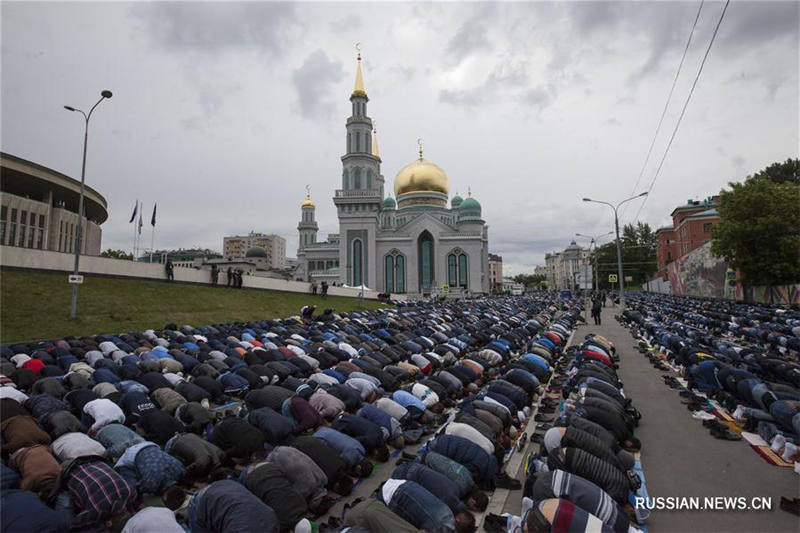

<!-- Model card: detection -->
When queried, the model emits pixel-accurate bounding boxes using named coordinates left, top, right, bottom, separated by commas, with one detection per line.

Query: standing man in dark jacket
left=210, top=264, right=219, bottom=286
left=165, top=260, right=174, bottom=281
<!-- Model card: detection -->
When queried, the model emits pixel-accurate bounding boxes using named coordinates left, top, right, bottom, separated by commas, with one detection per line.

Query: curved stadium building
left=0, top=152, right=107, bottom=255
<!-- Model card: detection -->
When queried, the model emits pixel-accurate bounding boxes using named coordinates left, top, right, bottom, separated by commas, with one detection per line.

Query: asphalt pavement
left=581, top=304, right=799, bottom=533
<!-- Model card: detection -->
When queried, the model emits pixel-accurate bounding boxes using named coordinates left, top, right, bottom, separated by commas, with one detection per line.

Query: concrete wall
left=0, top=246, right=393, bottom=301
left=644, top=277, right=671, bottom=295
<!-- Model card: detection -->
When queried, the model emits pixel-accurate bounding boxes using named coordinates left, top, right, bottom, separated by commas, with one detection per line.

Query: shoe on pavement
left=710, top=426, right=742, bottom=441
left=494, top=473, right=522, bottom=490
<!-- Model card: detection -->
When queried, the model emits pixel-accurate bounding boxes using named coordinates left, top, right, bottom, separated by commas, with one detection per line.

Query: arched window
left=343, top=169, right=348, bottom=189
left=356, top=132, right=361, bottom=152
left=385, top=255, right=394, bottom=293
left=352, top=239, right=363, bottom=287
left=395, top=255, right=405, bottom=293
left=366, top=169, right=373, bottom=190
left=366, top=133, right=371, bottom=154
left=354, top=168, right=362, bottom=189
left=448, top=254, right=457, bottom=287
left=347, top=133, right=351, bottom=154
left=458, top=254, right=468, bottom=288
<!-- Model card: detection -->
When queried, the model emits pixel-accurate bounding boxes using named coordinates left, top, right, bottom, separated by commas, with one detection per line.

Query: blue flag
left=129, top=200, right=138, bottom=223
left=151, top=203, right=157, bottom=227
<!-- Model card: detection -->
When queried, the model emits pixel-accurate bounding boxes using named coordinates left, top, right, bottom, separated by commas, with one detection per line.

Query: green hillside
left=0, top=270, right=386, bottom=343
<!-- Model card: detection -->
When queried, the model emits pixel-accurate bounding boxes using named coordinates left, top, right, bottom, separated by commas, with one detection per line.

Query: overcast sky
left=2, top=1, right=797, bottom=275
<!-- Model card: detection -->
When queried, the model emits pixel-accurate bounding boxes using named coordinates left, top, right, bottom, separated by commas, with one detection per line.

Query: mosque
left=294, top=52, right=489, bottom=297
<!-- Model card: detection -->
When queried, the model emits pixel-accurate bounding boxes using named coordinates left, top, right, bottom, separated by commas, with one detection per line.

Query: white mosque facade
left=295, top=54, right=489, bottom=297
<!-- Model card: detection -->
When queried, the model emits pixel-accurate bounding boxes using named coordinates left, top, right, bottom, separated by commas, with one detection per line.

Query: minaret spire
left=372, top=121, right=381, bottom=161
left=352, top=43, right=366, bottom=98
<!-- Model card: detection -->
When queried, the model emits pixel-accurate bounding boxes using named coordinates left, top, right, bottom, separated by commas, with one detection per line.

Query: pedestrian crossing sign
left=608, top=274, right=618, bottom=283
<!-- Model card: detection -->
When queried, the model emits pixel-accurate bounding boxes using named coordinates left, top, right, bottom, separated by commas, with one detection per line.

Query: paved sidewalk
left=578, top=305, right=799, bottom=533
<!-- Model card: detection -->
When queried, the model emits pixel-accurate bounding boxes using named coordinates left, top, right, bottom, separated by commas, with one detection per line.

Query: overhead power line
left=621, top=0, right=705, bottom=221
left=632, top=0, right=732, bottom=223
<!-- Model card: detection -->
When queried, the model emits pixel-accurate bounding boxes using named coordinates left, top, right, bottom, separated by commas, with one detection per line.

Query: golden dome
left=394, top=157, right=449, bottom=197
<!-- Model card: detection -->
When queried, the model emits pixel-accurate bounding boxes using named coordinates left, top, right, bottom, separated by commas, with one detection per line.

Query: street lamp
left=64, top=90, right=113, bottom=319
left=582, top=192, right=647, bottom=309
left=576, top=231, right=613, bottom=292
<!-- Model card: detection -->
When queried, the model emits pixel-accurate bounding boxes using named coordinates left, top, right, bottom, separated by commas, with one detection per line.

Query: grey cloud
left=488, top=60, right=529, bottom=87
left=131, top=2, right=296, bottom=52
left=439, top=61, right=540, bottom=109
left=718, top=1, right=799, bottom=51
left=520, top=86, right=553, bottom=111
left=445, top=4, right=496, bottom=66
left=439, top=87, right=483, bottom=107
left=292, top=50, right=344, bottom=119
left=389, top=64, right=416, bottom=81
left=329, top=14, right=361, bottom=33
left=565, top=1, right=625, bottom=35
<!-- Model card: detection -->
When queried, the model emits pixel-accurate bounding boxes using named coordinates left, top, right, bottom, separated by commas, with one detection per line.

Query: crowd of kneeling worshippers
left=620, top=293, right=800, bottom=466
left=0, top=293, right=651, bottom=533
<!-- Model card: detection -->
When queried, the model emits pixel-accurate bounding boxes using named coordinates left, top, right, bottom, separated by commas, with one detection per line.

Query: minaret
left=298, top=185, right=318, bottom=251
left=337, top=46, right=383, bottom=198
left=335, top=45, right=382, bottom=289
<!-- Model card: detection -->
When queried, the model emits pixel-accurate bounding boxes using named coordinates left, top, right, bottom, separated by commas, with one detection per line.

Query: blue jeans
left=770, top=400, right=800, bottom=435
left=187, top=486, right=209, bottom=531
left=387, top=482, right=456, bottom=532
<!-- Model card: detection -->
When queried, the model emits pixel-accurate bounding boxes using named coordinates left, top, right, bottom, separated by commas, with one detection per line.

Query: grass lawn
left=0, top=270, right=387, bottom=344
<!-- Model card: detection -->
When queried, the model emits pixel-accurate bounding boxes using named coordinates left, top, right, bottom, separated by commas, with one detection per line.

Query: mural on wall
left=652, top=242, right=799, bottom=304
left=752, top=284, right=800, bottom=305
left=666, top=242, right=738, bottom=299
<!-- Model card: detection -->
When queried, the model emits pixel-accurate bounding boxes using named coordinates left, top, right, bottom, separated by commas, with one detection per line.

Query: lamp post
left=582, top=192, right=648, bottom=310
left=64, top=90, right=113, bottom=319
left=576, top=231, right=613, bottom=292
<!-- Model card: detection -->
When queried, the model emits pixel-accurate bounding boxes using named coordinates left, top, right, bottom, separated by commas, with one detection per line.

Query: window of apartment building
left=9, top=208, right=17, bottom=246
left=0, top=206, right=6, bottom=245
left=703, top=222, right=712, bottom=233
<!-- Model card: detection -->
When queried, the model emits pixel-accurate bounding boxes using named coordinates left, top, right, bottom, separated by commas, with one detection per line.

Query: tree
left=749, top=158, right=799, bottom=186
left=100, top=249, right=133, bottom=260
left=513, top=273, right=546, bottom=287
left=711, top=174, right=800, bottom=287
left=590, top=222, right=657, bottom=289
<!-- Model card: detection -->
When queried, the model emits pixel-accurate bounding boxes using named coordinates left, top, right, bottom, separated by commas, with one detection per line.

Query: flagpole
left=131, top=200, right=138, bottom=259
left=149, top=203, right=157, bottom=263
left=137, top=202, right=144, bottom=260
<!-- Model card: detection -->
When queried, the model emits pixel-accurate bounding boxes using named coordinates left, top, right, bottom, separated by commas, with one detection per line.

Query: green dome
left=459, top=197, right=481, bottom=211
left=383, top=196, right=396, bottom=209
left=451, top=194, right=463, bottom=208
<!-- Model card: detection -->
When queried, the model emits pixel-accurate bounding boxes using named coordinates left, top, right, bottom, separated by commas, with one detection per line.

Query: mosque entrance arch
left=418, top=230, right=435, bottom=294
